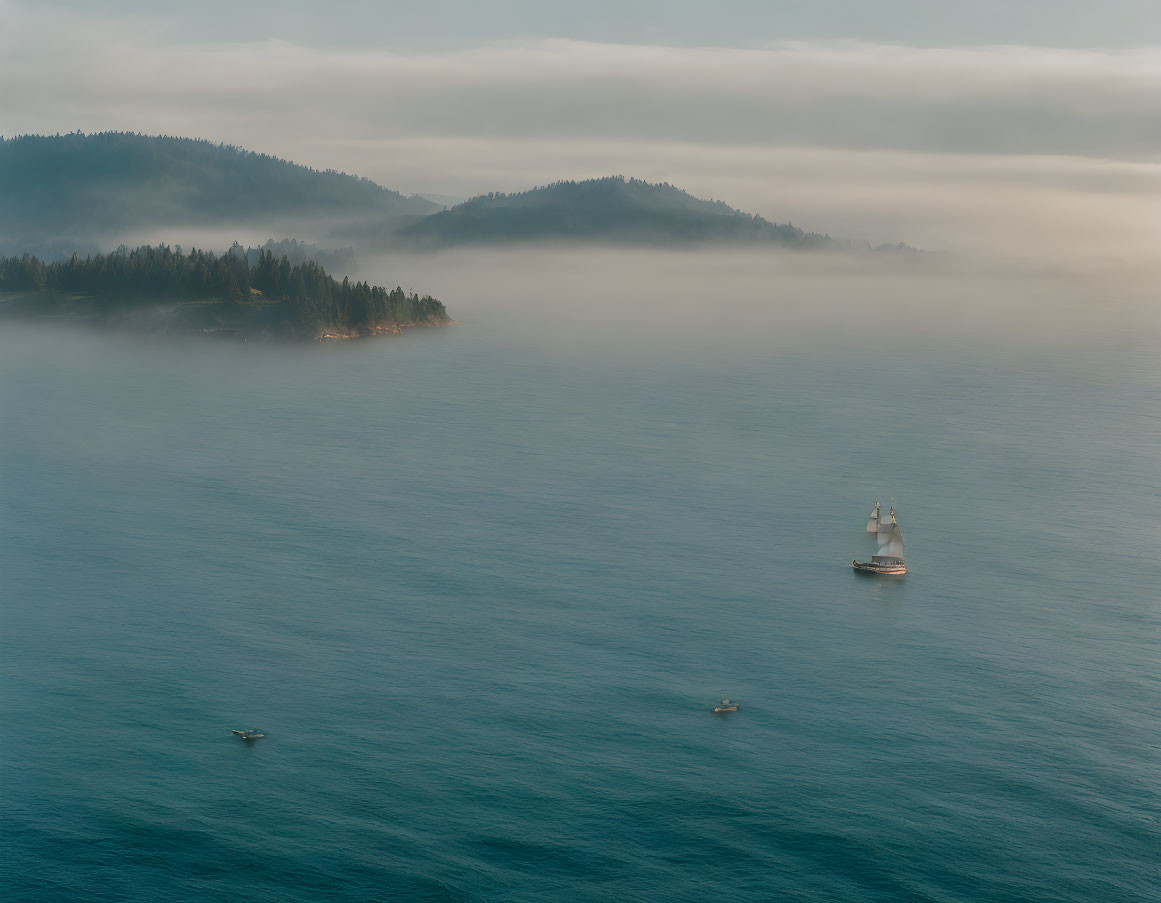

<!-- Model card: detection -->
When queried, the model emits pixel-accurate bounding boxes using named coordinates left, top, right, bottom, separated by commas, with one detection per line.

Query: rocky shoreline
left=316, top=316, right=457, bottom=342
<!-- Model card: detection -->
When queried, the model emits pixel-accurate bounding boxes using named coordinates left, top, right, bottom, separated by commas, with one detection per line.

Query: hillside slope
left=0, top=132, right=437, bottom=253
left=0, top=135, right=911, bottom=255
left=401, top=177, right=830, bottom=248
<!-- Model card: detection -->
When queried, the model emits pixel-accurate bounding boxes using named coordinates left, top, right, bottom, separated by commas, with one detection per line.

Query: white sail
left=877, top=504, right=897, bottom=543
left=865, top=502, right=881, bottom=533
left=876, top=521, right=904, bottom=559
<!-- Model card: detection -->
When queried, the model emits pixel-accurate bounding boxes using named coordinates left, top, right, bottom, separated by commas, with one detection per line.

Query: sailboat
left=853, top=501, right=907, bottom=575
left=865, top=501, right=881, bottom=533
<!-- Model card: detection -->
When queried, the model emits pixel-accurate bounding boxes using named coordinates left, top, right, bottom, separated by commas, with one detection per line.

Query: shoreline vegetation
left=0, top=244, right=450, bottom=342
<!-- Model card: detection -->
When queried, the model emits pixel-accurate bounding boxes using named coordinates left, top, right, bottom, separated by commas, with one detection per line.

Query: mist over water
left=357, top=247, right=1161, bottom=352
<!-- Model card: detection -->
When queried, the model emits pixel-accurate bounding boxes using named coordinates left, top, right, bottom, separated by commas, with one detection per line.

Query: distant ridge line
left=0, top=132, right=918, bottom=255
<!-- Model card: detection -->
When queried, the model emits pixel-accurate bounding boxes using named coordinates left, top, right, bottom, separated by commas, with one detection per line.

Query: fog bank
left=359, top=248, right=1161, bottom=352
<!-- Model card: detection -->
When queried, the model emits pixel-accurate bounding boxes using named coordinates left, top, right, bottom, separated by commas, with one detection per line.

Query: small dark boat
left=232, top=729, right=265, bottom=740
left=853, top=502, right=907, bottom=575
left=714, top=693, right=740, bottom=714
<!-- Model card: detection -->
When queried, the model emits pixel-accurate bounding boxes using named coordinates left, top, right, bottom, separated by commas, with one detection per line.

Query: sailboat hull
left=852, top=559, right=907, bottom=576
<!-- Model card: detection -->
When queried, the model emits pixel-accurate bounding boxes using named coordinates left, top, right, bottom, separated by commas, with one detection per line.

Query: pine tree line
left=0, top=245, right=447, bottom=332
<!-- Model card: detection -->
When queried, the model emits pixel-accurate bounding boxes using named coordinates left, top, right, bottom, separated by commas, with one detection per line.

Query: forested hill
left=0, top=134, right=908, bottom=254
left=0, top=245, right=449, bottom=341
left=401, top=177, right=830, bottom=248
left=0, top=133, right=437, bottom=251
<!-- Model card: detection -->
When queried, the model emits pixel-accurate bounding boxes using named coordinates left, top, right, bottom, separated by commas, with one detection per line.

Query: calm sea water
left=1, top=310, right=1158, bottom=901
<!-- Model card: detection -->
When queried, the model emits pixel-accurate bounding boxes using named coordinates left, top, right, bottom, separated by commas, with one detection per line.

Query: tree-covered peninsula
left=0, top=244, right=450, bottom=340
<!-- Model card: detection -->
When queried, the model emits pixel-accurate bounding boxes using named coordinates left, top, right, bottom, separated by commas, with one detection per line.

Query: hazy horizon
left=2, top=0, right=1158, bottom=264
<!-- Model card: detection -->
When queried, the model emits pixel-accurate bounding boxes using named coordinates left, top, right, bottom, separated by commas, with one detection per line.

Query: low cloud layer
left=2, top=1, right=1158, bottom=260
left=361, top=247, right=1161, bottom=353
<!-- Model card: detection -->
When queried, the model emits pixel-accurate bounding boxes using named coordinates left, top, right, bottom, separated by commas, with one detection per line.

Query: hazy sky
left=2, top=0, right=1159, bottom=258
left=20, top=0, right=1161, bottom=50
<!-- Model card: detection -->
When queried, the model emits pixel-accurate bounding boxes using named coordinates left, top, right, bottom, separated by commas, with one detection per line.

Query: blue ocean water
left=1, top=316, right=1158, bottom=902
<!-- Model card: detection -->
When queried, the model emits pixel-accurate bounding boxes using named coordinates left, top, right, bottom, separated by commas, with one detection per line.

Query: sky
left=2, top=0, right=1159, bottom=259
